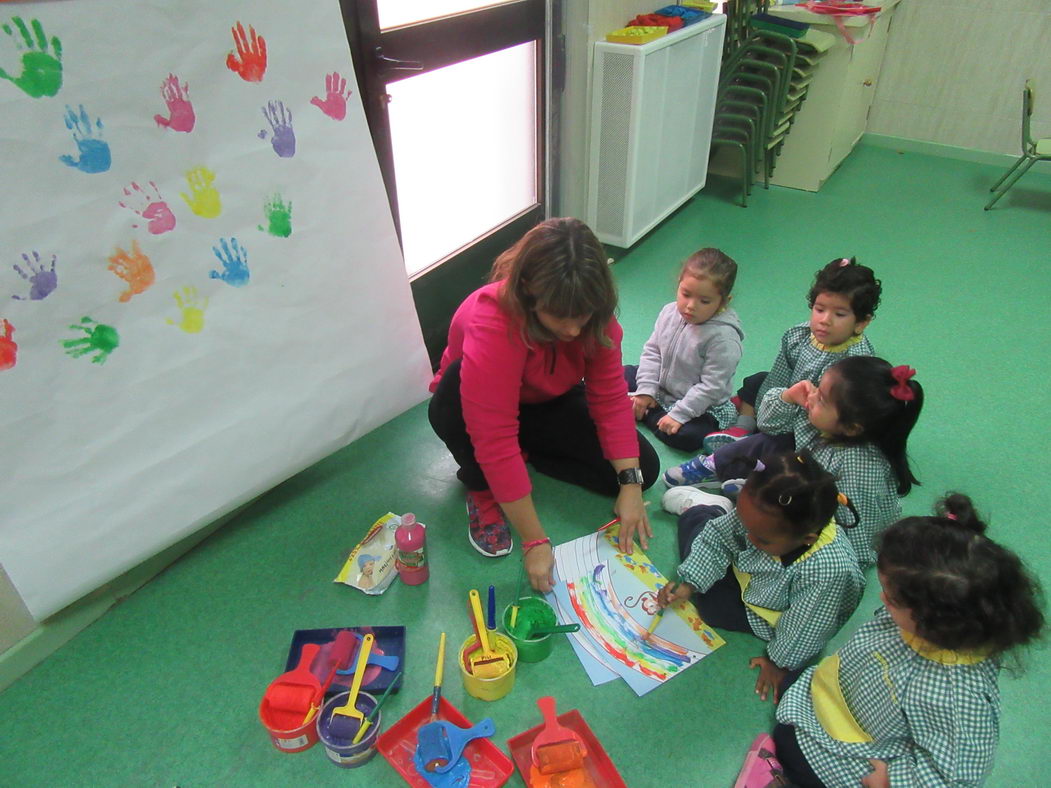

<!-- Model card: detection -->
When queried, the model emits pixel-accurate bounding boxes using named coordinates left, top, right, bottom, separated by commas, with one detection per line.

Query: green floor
left=2, top=144, right=1049, bottom=786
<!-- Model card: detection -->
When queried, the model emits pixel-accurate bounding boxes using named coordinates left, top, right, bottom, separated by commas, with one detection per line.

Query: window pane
left=378, top=0, right=507, bottom=30
left=387, top=42, right=538, bottom=278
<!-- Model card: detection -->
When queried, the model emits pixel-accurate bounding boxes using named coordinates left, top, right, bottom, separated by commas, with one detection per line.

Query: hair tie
left=796, top=455, right=805, bottom=464
left=889, top=365, right=917, bottom=401
left=838, top=257, right=851, bottom=267
left=946, top=512, right=957, bottom=521
left=754, top=460, right=766, bottom=472
left=837, top=492, right=849, bottom=507
left=778, top=493, right=793, bottom=506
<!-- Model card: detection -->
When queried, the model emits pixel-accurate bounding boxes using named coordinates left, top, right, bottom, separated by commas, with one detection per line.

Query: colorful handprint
left=209, top=237, right=249, bottom=287
left=259, top=100, right=295, bottom=158
left=179, top=166, right=221, bottom=219
left=154, top=73, right=195, bottom=133
left=108, top=240, right=155, bottom=302
left=310, top=71, right=351, bottom=121
left=258, top=193, right=292, bottom=237
left=61, top=317, right=119, bottom=364
left=167, top=286, right=208, bottom=333
left=225, top=21, right=267, bottom=82
left=0, top=17, right=62, bottom=98
left=119, top=181, right=176, bottom=235
left=58, top=104, right=111, bottom=174
left=12, top=251, right=57, bottom=300
left=0, top=318, right=16, bottom=370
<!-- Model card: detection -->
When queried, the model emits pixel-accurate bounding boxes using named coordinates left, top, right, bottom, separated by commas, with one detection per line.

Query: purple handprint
left=154, top=73, right=195, bottom=133
left=11, top=251, right=57, bottom=300
left=259, top=100, right=295, bottom=158
left=209, top=237, right=249, bottom=287
left=58, top=104, right=110, bottom=174
left=310, top=71, right=351, bottom=121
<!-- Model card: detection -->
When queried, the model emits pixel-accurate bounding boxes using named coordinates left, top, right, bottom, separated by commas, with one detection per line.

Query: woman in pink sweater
left=428, top=218, right=659, bottom=591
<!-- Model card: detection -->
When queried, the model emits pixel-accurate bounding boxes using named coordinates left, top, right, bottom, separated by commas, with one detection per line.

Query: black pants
left=711, top=432, right=796, bottom=481
left=428, top=359, right=660, bottom=497
left=676, top=504, right=752, bottom=633
left=737, top=371, right=768, bottom=408
left=623, top=365, right=718, bottom=453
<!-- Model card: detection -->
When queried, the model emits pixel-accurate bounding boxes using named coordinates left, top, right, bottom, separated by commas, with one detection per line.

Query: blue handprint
left=58, top=104, right=110, bottom=174
left=258, top=100, right=295, bottom=158
left=209, top=237, right=249, bottom=287
left=12, top=250, right=57, bottom=300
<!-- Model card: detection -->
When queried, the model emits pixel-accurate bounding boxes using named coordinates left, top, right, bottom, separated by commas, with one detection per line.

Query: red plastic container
left=506, top=709, right=626, bottom=788
left=377, top=696, right=514, bottom=787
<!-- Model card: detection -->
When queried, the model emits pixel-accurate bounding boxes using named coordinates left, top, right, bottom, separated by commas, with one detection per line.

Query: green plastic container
left=502, top=597, right=558, bottom=663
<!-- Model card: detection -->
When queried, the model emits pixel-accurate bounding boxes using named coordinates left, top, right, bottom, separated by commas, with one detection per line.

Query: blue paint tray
left=285, top=626, right=405, bottom=697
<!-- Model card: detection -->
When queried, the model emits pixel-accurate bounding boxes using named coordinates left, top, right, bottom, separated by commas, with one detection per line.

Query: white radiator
left=587, top=16, right=726, bottom=248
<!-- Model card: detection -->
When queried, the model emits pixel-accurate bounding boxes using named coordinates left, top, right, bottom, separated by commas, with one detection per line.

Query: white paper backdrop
left=0, top=0, right=432, bottom=619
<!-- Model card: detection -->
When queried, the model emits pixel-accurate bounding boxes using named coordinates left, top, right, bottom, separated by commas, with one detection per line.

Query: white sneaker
left=662, top=487, right=734, bottom=516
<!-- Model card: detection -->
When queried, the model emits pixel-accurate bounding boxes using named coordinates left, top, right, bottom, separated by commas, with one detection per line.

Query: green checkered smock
left=677, top=510, right=864, bottom=669
left=777, top=607, right=1000, bottom=787
left=758, top=388, right=900, bottom=568
left=754, top=323, right=874, bottom=407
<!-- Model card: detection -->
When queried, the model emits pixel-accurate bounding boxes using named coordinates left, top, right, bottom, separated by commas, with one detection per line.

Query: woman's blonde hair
left=489, top=217, right=617, bottom=348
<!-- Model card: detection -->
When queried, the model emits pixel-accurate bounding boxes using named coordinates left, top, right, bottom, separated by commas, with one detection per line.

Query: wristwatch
left=617, top=467, right=645, bottom=486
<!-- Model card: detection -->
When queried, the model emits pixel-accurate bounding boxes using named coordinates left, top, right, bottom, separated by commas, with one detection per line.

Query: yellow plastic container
left=605, top=26, right=668, bottom=45
left=458, top=633, right=517, bottom=701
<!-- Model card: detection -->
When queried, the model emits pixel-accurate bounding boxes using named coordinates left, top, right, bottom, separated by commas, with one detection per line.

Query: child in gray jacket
left=626, top=248, right=743, bottom=452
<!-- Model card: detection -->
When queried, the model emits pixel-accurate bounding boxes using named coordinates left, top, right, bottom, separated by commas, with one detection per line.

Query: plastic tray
left=506, top=709, right=626, bottom=788
left=605, top=26, right=667, bottom=45
left=378, top=696, right=514, bottom=788
left=285, top=626, right=404, bottom=697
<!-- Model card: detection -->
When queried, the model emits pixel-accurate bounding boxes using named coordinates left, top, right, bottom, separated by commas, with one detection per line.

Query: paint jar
left=259, top=699, right=320, bottom=753
left=502, top=597, right=558, bottom=663
left=394, top=513, right=428, bottom=585
left=458, top=633, right=517, bottom=701
left=316, top=691, right=382, bottom=768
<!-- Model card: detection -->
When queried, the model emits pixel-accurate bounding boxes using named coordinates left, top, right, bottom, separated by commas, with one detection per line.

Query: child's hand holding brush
left=656, top=579, right=692, bottom=608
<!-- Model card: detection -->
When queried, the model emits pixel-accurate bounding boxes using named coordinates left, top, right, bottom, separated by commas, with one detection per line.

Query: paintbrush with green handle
left=350, top=668, right=402, bottom=744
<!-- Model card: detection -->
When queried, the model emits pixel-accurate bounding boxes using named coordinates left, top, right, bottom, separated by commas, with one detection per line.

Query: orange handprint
left=107, top=240, right=155, bottom=302
left=225, top=22, right=267, bottom=82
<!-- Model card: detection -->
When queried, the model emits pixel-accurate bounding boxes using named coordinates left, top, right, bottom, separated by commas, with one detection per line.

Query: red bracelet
left=522, top=537, right=551, bottom=552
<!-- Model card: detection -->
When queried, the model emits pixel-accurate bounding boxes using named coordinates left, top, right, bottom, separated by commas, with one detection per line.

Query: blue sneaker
left=663, top=455, right=720, bottom=488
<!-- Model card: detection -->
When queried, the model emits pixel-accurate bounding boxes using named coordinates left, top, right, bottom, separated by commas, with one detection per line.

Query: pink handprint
left=154, top=73, right=195, bottom=133
left=0, top=318, right=16, bottom=370
left=119, top=181, right=176, bottom=234
left=310, top=71, right=351, bottom=121
left=225, top=22, right=267, bottom=82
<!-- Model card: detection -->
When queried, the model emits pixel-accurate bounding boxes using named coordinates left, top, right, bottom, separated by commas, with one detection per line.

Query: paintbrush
left=597, top=500, right=651, bottom=531
left=487, top=584, right=496, bottom=631
left=350, top=668, right=402, bottom=744
left=509, top=559, right=526, bottom=629
left=644, top=582, right=679, bottom=642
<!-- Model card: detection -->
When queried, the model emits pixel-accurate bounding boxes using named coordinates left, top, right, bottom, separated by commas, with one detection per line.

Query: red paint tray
left=506, top=709, right=626, bottom=788
left=377, top=696, right=514, bottom=787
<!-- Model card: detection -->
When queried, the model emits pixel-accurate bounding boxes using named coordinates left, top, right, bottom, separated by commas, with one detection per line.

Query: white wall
left=869, top=0, right=1051, bottom=161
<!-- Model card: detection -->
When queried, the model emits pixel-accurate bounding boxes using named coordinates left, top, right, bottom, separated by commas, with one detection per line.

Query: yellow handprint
left=167, top=286, right=208, bottom=333
left=179, top=166, right=221, bottom=218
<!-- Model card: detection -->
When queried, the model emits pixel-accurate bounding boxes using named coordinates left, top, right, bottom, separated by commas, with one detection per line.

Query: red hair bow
left=890, top=365, right=916, bottom=401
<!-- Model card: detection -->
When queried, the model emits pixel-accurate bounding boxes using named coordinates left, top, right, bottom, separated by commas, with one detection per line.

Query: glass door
left=342, top=0, right=547, bottom=364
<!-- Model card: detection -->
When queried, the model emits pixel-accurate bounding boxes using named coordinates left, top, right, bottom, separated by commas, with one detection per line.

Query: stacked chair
left=709, top=3, right=834, bottom=205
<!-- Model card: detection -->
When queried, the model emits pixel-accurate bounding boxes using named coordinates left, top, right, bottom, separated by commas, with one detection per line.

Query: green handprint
left=0, top=17, right=62, bottom=98
left=258, top=193, right=292, bottom=237
left=179, top=166, right=221, bottom=219
left=61, top=317, right=119, bottom=364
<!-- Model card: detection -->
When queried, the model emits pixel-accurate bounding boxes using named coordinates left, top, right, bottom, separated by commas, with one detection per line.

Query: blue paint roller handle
left=432, top=718, right=496, bottom=774
left=335, top=652, right=400, bottom=674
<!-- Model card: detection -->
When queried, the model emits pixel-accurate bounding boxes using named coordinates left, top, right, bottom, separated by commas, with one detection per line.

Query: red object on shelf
left=506, top=708, right=626, bottom=788
left=377, top=695, right=514, bottom=787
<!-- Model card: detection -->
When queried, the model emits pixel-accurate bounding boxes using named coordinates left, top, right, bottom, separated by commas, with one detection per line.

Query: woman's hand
left=781, top=380, right=814, bottom=407
left=749, top=656, right=788, bottom=702
left=656, top=414, right=683, bottom=435
left=524, top=542, right=554, bottom=592
left=631, top=394, right=656, bottom=421
left=614, top=486, right=651, bottom=554
left=656, top=580, right=693, bottom=608
left=860, top=759, right=889, bottom=788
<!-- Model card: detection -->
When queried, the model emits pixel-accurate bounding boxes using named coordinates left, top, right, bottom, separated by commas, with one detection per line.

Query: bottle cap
left=401, top=513, right=416, bottom=526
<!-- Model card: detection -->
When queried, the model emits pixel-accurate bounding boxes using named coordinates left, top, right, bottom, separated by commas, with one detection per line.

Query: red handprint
left=154, top=74, right=195, bottom=133
left=225, top=22, right=267, bottom=83
left=310, top=71, right=352, bottom=121
left=0, top=319, right=16, bottom=370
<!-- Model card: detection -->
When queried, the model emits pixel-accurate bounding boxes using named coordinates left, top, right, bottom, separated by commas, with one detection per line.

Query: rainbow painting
left=547, top=526, right=724, bottom=696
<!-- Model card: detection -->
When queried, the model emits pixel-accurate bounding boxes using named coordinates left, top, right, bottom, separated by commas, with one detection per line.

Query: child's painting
left=547, top=526, right=725, bottom=696
left=0, top=0, right=431, bottom=618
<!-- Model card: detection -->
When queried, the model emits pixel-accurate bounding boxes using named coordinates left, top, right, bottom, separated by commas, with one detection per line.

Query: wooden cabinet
left=766, top=0, right=902, bottom=191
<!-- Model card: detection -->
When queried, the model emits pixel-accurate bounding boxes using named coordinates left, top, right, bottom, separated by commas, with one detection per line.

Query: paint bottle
left=394, top=513, right=428, bottom=585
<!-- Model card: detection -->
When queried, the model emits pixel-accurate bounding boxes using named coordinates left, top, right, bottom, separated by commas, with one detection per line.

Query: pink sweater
left=430, top=281, right=639, bottom=502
